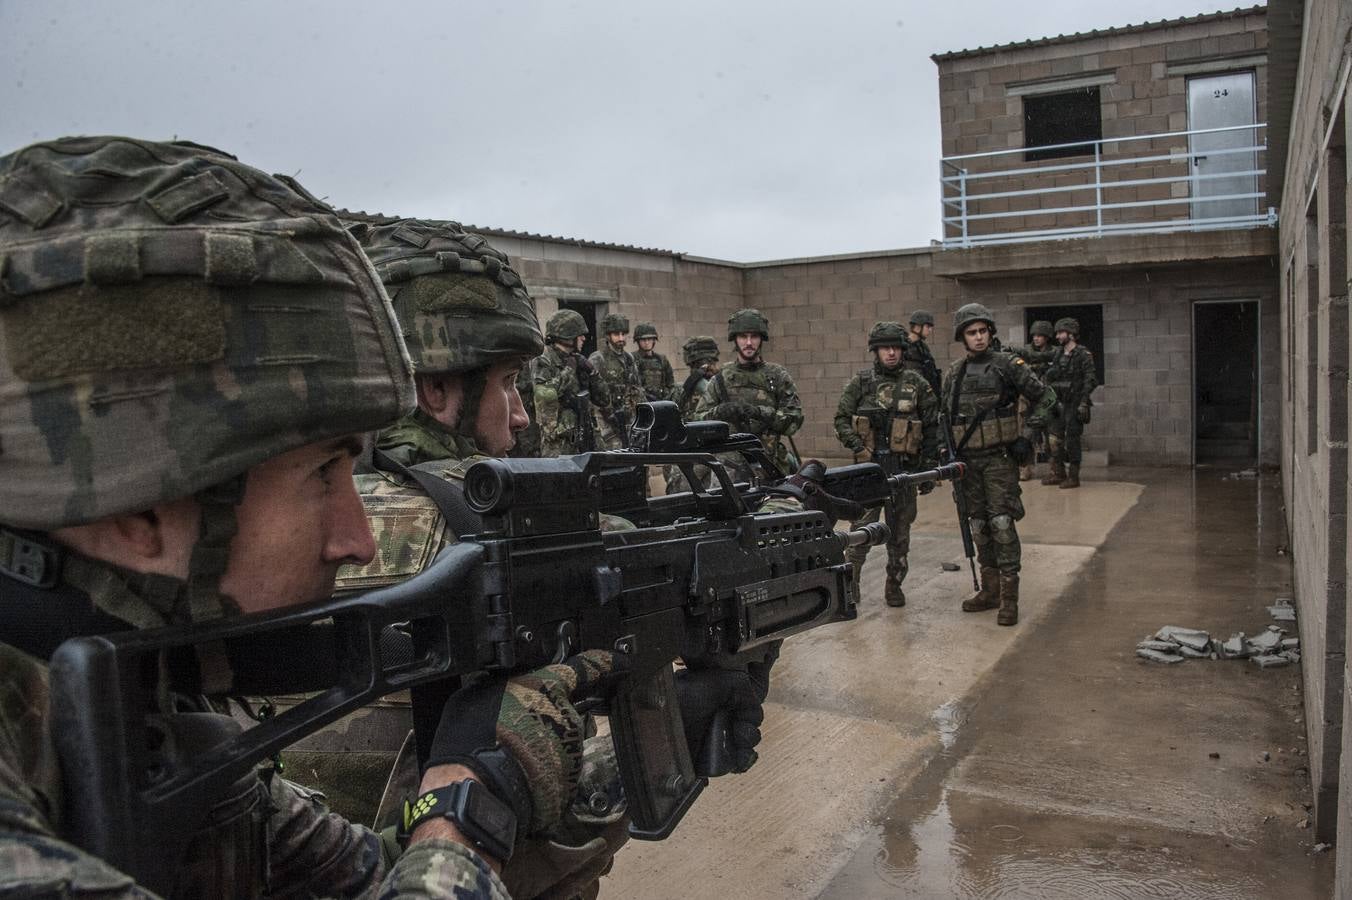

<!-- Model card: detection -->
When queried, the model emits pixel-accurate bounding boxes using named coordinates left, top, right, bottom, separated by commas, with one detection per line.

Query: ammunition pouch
left=852, top=415, right=875, bottom=454
left=950, top=407, right=1020, bottom=452
left=888, top=417, right=923, bottom=456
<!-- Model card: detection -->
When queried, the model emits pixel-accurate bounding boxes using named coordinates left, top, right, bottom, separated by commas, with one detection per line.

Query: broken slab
left=1248, top=630, right=1283, bottom=654
left=1251, top=654, right=1291, bottom=669
left=1137, top=648, right=1185, bottom=664
left=1155, top=626, right=1211, bottom=652
left=1137, top=640, right=1178, bottom=652
left=1218, top=634, right=1250, bottom=659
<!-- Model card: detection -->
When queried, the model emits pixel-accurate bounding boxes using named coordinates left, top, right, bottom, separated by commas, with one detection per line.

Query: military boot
left=1018, top=464, right=1035, bottom=482
left=1059, top=464, right=1080, bottom=489
left=961, top=566, right=1000, bottom=612
left=885, top=580, right=906, bottom=607
left=1041, top=460, right=1065, bottom=486
left=997, top=573, right=1019, bottom=626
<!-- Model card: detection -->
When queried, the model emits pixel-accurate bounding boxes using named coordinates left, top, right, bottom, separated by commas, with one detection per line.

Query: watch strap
left=398, top=780, right=516, bottom=862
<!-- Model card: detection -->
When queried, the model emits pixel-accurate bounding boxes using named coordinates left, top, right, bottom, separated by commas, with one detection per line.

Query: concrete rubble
left=1136, top=600, right=1301, bottom=665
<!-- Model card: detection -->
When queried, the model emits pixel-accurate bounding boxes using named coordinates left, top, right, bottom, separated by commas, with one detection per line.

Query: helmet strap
left=184, top=475, right=247, bottom=623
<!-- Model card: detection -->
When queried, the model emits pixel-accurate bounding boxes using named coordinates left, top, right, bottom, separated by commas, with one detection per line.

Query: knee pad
left=970, top=518, right=991, bottom=546
left=991, top=514, right=1017, bottom=544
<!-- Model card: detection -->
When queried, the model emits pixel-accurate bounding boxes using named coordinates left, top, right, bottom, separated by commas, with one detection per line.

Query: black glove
left=1077, top=404, right=1091, bottom=425
left=682, top=371, right=704, bottom=395
left=573, top=355, right=597, bottom=377
left=674, top=643, right=780, bottom=776
left=426, top=651, right=628, bottom=836
left=918, top=480, right=936, bottom=496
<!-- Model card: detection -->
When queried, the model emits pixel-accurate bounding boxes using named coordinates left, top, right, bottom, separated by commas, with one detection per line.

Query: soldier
left=1012, top=320, right=1057, bottom=481
left=942, top=303, right=1056, bottom=626
left=1041, top=316, right=1099, bottom=490
left=903, top=309, right=943, bottom=395
left=834, top=322, right=940, bottom=607
left=588, top=313, right=645, bottom=449
left=532, top=309, right=610, bottom=456
left=0, top=136, right=610, bottom=897
left=666, top=336, right=722, bottom=493
left=694, top=308, right=804, bottom=479
left=633, top=322, right=676, bottom=403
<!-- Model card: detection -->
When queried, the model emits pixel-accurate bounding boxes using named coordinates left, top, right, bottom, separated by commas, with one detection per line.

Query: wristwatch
left=397, top=780, right=517, bottom=862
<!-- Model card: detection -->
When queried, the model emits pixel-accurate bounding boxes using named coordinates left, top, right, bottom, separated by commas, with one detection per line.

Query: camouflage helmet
left=633, top=322, right=659, bottom=341
left=682, top=335, right=720, bottom=367
left=546, top=308, right=589, bottom=342
left=1054, top=316, right=1081, bottom=336
left=727, top=307, right=770, bottom=341
left=909, top=310, right=936, bottom=327
left=599, top=312, right=630, bottom=334
left=867, top=321, right=909, bottom=349
left=356, top=219, right=543, bottom=376
left=1029, top=320, right=1054, bottom=338
left=953, top=302, right=997, bottom=341
left=0, top=136, right=413, bottom=532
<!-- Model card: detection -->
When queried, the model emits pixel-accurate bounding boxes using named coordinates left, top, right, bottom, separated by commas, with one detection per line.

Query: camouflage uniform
left=0, top=137, right=515, bottom=898
left=632, top=323, right=676, bottom=403
left=903, top=310, right=943, bottom=396
left=511, top=366, right=542, bottom=458
left=1011, top=321, right=1056, bottom=481
left=1042, top=317, right=1098, bottom=489
left=942, top=304, right=1056, bottom=626
left=665, top=336, right=720, bottom=494
left=532, top=311, right=609, bottom=457
left=694, top=309, right=804, bottom=478
left=834, top=323, right=940, bottom=608
left=588, top=314, right=644, bottom=450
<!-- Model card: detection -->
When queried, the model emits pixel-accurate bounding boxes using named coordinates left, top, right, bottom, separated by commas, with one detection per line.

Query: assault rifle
left=938, top=409, right=980, bottom=591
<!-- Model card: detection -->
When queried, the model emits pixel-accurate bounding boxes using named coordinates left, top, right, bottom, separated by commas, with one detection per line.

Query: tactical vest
left=1045, top=346, right=1089, bottom=399
left=636, top=352, right=669, bottom=397
left=948, top=356, right=1020, bottom=452
left=851, top=369, right=925, bottom=458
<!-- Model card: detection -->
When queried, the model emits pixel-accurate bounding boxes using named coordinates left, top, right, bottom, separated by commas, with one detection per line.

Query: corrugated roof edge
left=931, top=5, right=1266, bottom=62
left=334, top=208, right=682, bottom=257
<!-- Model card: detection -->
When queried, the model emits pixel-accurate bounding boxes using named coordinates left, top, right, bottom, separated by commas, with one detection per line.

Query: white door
left=1187, top=72, right=1258, bottom=222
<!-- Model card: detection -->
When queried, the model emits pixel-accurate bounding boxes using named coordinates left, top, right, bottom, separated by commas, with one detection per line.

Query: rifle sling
left=372, top=448, right=485, bottom=537
left=949, top=358, right=1016, bottom=454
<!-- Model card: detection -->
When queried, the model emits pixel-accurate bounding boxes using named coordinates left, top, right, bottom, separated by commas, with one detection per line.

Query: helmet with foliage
left=953, top=302, right=997, bottom=341
left=727, top=307, right=770, bottom=341
left=356, top=219, right=542, bottom=376
left=909, top=310, right=935, bottom=327
left=634, top=322, right=659, bottom=341
left=682, top=335, right=720, bottom=367
left=867, top=321, right=909, bottom=350
left=599, top=312, right=630, bottom=334
left=546, top=309, right=589, bottom=342
left=0, top=135, right=412, bottom=533
left=1054, top=317, right=1080, bottom=336
left=1029, top=320, right=1054, bottom=338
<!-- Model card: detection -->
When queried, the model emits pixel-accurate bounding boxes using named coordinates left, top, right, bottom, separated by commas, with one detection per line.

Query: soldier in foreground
left=942, top=304, right=1056, bottom=626
left=666, top=335, right=722, bottom=493
left=0, top=136, right=598, bottom=897
left=694, top=308, right=804, bottom=479
left=588, top=313, right=645, bottom=449
left=1041, top=316, right=1098, bottom=490
left=533, top=309, right=609, bottom=456
left=904, top=309, right=943, bottom=395
left=1013, top=320, right=1056, bottom=481
left=834, top=322, right=940, bottom=607
left=633, top=322, right=676, bottom=403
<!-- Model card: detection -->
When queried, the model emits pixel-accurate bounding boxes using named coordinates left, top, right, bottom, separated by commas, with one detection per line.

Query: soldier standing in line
left=694, top=308, right=804, bottom=479
left=1041, top=316, right=1099, bottom=490
left=834, top=322, right=940, bottom=608
left=942, top=303, right=1056, bottom=626
left=510, top=365, right=541, bottom=458
left=666, top=336, right=722, bottom=493
left=533, top=309, right=610, bottom=456
left=589, top=313, right=645, bottom=449
left=1012, top=320, right=1057, bottom=481
left=633, top=322, right=676, bottom=403
left=904, top=309, right=943, bottom=396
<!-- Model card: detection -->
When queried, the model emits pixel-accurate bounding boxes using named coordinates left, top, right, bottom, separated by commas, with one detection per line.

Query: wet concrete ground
left=606, top=467, right=1332, bottom=898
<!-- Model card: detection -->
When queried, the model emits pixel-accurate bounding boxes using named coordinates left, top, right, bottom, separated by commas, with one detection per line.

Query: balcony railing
left=939, top=123, right=1276, bottom=249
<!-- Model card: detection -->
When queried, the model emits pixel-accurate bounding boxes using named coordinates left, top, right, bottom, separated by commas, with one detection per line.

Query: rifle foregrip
left=609, top=665, right=707, bottom=840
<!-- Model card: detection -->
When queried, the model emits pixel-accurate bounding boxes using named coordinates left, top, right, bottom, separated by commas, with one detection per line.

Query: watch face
left=466, top=783, right=516, bottom=838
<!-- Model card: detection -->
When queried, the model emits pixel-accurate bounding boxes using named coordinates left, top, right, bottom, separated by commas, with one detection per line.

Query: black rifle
left=48, top=429, right=895, bottom=895
left=569, top=389, right=598, bottom=452
left=938, top=410, right=980, bottom=591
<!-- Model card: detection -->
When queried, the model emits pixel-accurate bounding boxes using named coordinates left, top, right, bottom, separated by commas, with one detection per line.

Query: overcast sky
left=2, top=0, right=1255, bottom=260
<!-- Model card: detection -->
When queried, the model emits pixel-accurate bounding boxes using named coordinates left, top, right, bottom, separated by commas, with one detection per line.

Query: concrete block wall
left=1273, top=0, right=1352, bottom=869
left=936, top=9, right=1268, bottom=241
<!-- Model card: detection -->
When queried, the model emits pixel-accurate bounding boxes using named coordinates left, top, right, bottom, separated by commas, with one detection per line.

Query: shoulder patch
left=335, top=491, right=448, bottom=592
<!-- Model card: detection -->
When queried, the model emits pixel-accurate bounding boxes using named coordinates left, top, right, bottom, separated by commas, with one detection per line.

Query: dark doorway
left=1022, top=304, right=1106, bottom=385
left=1194, top=300, right=1258, bottom=463
left=558, top=300, right=599, bottom=358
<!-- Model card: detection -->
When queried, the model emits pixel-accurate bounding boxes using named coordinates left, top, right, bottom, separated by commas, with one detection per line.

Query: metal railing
left=939, top=123, right=1276, bottom=248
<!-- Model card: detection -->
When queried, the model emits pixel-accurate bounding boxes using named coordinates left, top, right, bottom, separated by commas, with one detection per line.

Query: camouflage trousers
left=847, top=482, right=917, bottom=590
left=1047, top=405, right=1085, bottom=466
left=961, top=449, right=1026, bottom=575
left=663, top=462, right=712, bottom=494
